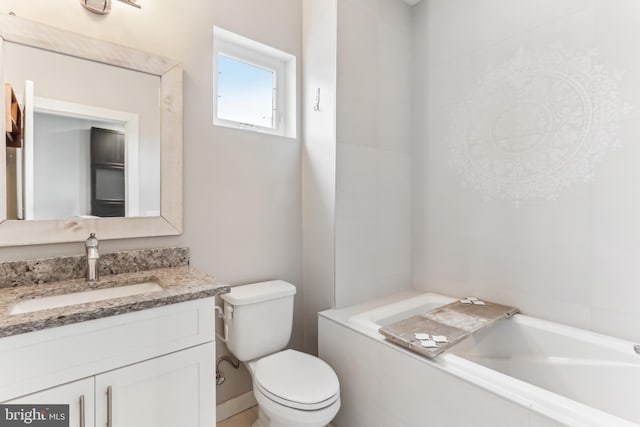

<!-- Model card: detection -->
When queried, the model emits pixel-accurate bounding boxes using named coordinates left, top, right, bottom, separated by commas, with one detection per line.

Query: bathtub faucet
left=635, top=345, right=640, bottom=356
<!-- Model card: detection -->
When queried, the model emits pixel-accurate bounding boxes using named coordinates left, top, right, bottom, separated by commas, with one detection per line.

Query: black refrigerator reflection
left=91, top=127, right=125, bottom=217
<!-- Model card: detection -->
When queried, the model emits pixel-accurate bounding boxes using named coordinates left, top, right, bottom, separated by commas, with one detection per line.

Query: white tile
left=590, top=120, right=640, bottom=315
left=590, top=307, right=640, bottom=343
left=423, top=0, right=595, bottom=66
left=377, top=214, right=411, bottom=268
left=377, top=104, right=412, bottom=154
left=381, top=345, right=530, bottom=427
left=412, top=2, right=625, bottom=326
left=319, top=319, right=384, bottom=427
left=423, top=58, right=475, bottom=110
left=337, top=146, right=411, bottom=201
left=422, top=0, right=486, bottom=65
left=591, top=246, right=640, bottom=316
left=467, top=236, right=591, bottom=307
left=529, top=412, right=568, bottom=427
left=336, top=141, right=412, bottom=305
left=377, top=17, right=412, bottom=89
left=336, top=94, right=378, bottom=148
left=376, top=151, right=412, bottom=204
left=335, top=191, right=412, bottom=305
left=334, top=215, right=379, bottom=307
left=340, top=0, right=377, bottom=14
left=594, top=0, right=640, bottom=114
left=337, top=0, right=378, bottom=104
left=464, top=182, right=592, bottom=306
left=413, top=231, right=471, bottom=295
left=382, top=414, right=411, bottom=427
left=376, top=11, right=412, bottom=153
left=376, top=0, right=412, bottom=26
left=335, top=188, right=378, bottom=226
left=336, top=144, right=378, bottom=194
left=216, top=406, right=258, bottom=427
left=479, top=288, right=592, bottom=329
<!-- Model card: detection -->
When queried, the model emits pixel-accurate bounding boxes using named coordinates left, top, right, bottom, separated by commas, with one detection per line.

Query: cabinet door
left=95, top=343, right=215, bottom=427
left=5, top=377, right=95, bottom=427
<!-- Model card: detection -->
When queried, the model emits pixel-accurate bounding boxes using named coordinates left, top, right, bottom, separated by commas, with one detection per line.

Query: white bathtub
left=318, top=291, right=640, bottom=427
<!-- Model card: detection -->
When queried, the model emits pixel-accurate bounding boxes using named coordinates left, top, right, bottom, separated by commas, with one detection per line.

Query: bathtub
left=318, top=291, right=640, bottom=427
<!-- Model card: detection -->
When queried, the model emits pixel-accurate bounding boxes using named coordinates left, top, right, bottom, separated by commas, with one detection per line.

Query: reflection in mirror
left=0, top=14, right=183, bottom=246
left=4, top=41, right=160, bottom=220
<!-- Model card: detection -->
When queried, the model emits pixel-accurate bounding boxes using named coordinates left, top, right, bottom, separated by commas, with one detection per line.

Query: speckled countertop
left=0, top=248, right=229, bottom=338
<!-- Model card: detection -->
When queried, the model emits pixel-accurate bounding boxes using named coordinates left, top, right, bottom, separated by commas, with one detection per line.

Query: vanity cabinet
left=7, top=378, right=95, bottom=427
left=6, top=344, right=213, bottom=427
left=95, top=344, right=214, bottom=427
left=0, top=298, right=216, bottom=427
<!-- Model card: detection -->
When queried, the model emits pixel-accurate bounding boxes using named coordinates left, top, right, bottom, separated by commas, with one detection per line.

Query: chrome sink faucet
left=86, top=233, right=100, bottom=283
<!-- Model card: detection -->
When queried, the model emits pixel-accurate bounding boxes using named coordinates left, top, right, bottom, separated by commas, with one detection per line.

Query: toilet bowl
left=220, top=281, right=340, bottom=427
left=248, top=350, right=340, bottom=427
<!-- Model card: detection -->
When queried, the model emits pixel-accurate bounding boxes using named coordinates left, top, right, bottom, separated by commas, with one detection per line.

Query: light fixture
left=80, top=0, right=140, bottom=15
left=116, top=0, right=141, bottom=9
left=80, top=0, right=111, bottom=15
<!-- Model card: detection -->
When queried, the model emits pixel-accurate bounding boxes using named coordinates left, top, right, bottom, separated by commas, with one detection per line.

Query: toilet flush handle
left=214, top=304, right=232, bottom=343
left=224, top=303, right=234, bottom=320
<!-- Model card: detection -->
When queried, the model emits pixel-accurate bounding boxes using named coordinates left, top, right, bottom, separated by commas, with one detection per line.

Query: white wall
left=334, top=0, right=413, bottom=307
left=0, top=0, right=302, bottom=405
left=302, top=0, right=337, bottom=355
left=33, top=113, right=126, bottom=220
left=412, top=0, right=640, bottom=343
left=33, top=114, right=91, bottom=220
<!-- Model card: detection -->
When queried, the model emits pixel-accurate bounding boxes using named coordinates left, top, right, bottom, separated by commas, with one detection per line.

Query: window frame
left=213, top=27, right=296, bottom=138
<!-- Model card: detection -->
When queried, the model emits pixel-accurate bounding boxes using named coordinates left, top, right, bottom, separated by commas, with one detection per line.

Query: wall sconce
left=117, top=0, right=141, bottom=9
left=80, top=0, right=111, bottom=14
left=80, top=0, right=140, bottom=15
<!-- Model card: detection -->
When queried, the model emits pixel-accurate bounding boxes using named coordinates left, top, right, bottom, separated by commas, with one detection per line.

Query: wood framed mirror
left=0, top=14, right=183, bottom=246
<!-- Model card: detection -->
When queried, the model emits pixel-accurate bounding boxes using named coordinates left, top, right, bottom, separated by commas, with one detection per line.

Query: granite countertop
left=0, top=265, right=229, bottom=338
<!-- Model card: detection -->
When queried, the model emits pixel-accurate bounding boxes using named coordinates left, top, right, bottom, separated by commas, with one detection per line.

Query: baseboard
left=216, top=390, right=258, bottom=422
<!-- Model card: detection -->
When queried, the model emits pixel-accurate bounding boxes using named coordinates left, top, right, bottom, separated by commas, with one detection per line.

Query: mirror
left=5, top=42, right=161, bottom=220
left=0, top=15, right=183, bottom=246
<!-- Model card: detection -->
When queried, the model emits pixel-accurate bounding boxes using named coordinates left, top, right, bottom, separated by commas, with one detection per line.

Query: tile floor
left=217, top=406, right=336, bottom=427
left=217, top=406, right=259, bottom=427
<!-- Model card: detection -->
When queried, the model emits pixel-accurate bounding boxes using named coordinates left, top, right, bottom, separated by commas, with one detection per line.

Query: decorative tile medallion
left=449, top=48, right=631, bottom=205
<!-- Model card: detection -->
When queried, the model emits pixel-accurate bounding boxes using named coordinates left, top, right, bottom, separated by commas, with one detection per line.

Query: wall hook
left=313, top=88, right=321, bottom=112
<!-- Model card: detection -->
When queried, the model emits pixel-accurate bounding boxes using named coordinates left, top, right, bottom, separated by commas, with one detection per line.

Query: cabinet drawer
left=0, top=298, right=215, bottom=402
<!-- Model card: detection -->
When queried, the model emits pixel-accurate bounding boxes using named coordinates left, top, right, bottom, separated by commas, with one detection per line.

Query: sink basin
left=9, top=281, right=164, bottom=315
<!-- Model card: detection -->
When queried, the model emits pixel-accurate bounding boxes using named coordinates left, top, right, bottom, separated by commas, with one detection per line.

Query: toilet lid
left=254, top=350, right=340, bottom=410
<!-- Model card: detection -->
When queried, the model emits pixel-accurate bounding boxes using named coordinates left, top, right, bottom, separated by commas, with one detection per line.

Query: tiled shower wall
left=334, top=0, right=413, bottom=307
left=412, top=0, right=640, bottom=342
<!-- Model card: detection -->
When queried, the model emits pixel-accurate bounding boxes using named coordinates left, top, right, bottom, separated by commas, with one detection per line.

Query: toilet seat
left=254, top=350, right=340, bottom=411
left=255, top=381, right=339, bottom=411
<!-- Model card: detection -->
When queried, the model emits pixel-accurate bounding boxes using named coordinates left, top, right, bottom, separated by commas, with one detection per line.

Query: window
left=217, top=55, right=275, bottom=128
left=213, top=27, right=296, bottom=138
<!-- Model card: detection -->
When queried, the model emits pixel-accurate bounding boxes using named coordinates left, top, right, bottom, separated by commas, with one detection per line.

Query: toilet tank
left=221, top=280, right=296, bottom=361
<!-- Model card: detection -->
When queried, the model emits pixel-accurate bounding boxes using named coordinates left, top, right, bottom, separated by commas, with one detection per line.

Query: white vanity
left=0, top=13, right=223, bottom=427
left=1, top=299, right=215, bottom=427
left=0, top=259, right=228, bottom=427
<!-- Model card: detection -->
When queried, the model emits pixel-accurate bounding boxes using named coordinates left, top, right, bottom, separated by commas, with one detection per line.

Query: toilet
left=220, top=280, right=340, bottom=427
